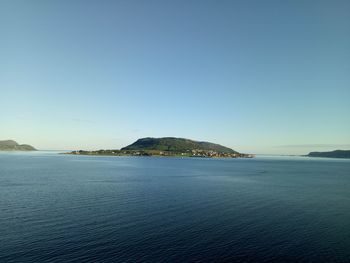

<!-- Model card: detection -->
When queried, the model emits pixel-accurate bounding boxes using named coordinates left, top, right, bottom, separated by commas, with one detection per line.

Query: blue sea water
left=0, top=152, right=350, bottom=262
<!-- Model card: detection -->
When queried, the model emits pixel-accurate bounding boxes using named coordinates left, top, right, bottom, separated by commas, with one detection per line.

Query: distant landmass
left=0, top=140, right=37, bottom=151
left=307, top=150, right=350, bottom=159
left=68, top=137, right=253, bottom=158
left=122, top=137, right=237, bottom=153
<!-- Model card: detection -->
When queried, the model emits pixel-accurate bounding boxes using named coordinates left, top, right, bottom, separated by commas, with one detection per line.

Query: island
left=0, top=140, right=37, bottom=151
left=307, top=150, right=350, bottom=159
left=67, top=137, right=254, bottom=158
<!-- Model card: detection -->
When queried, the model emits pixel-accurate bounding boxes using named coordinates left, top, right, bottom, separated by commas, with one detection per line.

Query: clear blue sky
left=1, top=0, right=349, bottom=154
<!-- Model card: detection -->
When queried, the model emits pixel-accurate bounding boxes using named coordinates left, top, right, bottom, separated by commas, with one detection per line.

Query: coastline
left=63, top=150, right=255, bottom=159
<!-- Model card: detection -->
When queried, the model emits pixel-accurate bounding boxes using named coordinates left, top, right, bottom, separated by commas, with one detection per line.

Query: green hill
left=121, top=137, right=238, bottom=153
left=307, top=150, right=350, bottom=159
left=0, top=140, right=37, bottom=151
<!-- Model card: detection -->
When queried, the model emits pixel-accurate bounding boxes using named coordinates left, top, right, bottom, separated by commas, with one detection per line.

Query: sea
left=1, top=151, right=350, bottom=262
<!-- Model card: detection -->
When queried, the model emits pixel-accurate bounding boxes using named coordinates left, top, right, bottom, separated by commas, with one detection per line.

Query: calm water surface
left=1, top=152, right=350, bottom=262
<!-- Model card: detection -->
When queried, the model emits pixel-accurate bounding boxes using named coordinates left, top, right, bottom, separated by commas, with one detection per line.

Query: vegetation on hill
left=307, top=150, right=350, bottom=159
left=0, top=140, right=37, bottom=151
left=121, top=137, right=237, bottom=153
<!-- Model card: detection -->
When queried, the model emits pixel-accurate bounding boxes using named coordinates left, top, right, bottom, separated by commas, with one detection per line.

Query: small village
left=69, top=149, right=254, bottom=158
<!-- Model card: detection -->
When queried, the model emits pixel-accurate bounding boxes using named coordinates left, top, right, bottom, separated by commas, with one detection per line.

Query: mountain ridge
left=0, top=140, right=37, bottom=151
left=307, top=150, right=350, bottom=159
left=121, top=137, right=238, bottom=154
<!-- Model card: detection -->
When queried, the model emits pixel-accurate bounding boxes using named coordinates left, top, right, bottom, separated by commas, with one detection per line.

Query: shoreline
left=63, top=150, right=255, bottom=159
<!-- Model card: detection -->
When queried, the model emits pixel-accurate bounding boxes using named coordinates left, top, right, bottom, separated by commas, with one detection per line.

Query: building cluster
left=189, top=149, right=253, bottom=158
left=69, top=149, right=254, bottom=158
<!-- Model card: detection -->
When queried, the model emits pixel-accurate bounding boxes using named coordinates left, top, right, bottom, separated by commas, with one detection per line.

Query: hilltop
left=0, top=140, right=37, bottom=151
left=121, top=137, right=237, bottom=153
left=307, top=150, right=350, bottom=159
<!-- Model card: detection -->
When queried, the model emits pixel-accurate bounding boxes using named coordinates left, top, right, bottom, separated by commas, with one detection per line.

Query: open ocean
left=1, top=152, right=350, bottom=262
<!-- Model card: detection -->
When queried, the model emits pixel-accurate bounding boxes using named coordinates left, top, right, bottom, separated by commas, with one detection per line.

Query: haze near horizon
left=1, top=0, right=349, bottom=154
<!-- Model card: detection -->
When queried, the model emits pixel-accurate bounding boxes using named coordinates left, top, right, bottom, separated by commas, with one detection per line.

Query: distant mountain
left=121, top=137, right=238, bottom=153
left=307, top=150, right=350, bottom=159
left=0, top=140, right=37, bottom=151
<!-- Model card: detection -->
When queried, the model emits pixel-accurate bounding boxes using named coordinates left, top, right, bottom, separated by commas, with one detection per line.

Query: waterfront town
left=68, top=149, right=254, bottom=158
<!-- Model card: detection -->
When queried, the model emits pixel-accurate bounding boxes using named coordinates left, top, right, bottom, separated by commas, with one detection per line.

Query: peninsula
left=67, top=137, right=254, bottom=158
left=307, top=150, right=350, bottom=159
left=0, top=140, right=37, bottom=151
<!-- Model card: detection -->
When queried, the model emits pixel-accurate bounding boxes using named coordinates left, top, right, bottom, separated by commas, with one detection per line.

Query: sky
left=1, top=0, right=349, bottom=154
